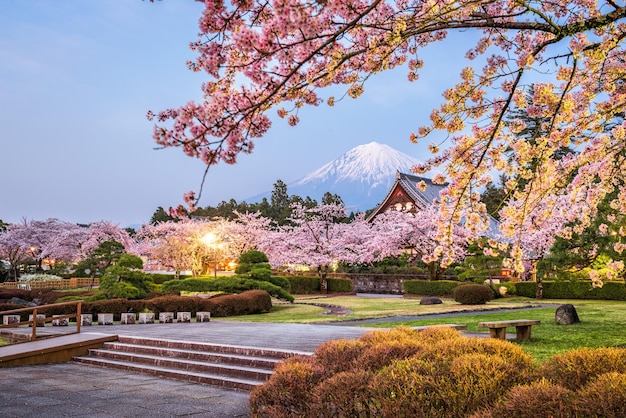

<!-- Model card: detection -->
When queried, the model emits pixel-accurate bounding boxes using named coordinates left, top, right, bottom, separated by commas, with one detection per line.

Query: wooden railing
left=0, top=300, right=83, bottom=342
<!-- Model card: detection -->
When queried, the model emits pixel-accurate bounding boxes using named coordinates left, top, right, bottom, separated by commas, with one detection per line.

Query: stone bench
left=196, top=311, right=211, bottom=322
left=2, top=315, right=21, bottom=326
left=138, top=312, right=155, bottom=324
left=28, top=314, right=46, bottom=327
left=478, top=319, right=541, bottom=340
left=97, top=313, right=114, bottom=325
left=81, top=314, right=93, bottom=326
left=176, top=312, right=191, bottom=323
left=52, top=315, right=69, bottom=326
left=159, top=312, right=174, bottom=323
left=121, top=313, right=136, bottom=324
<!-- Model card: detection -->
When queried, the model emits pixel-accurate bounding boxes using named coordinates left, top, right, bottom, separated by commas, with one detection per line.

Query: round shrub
left=540, top=347, right=626, bottom=390
left=453, top=284, right=493, bottom=305
left=235, top=250, right=270, bottom=275
left=574, top=372, right=626, bottom=417
left=471, top=379, right=574, bottom=418
left=238, top=249, right=269, bottom=264
left=249, top=356, right=320, bottom=417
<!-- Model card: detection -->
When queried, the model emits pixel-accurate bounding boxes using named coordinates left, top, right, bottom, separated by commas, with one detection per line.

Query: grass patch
left=221, top=295, right=539, bottom=323
left=366, top=300, right=626, bottom=362
left=223, top=296, right=626, bottom=362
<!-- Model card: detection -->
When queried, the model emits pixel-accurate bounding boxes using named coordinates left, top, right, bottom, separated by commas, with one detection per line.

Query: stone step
left=72, top=335, right=312, bottom=391
left=101, top=341, right=281, bottom=369
left=116, top=335, right=309, bottom=359
left=84, top=349, right=274, bottom=382
left=72, top=356, right=261, bottom=391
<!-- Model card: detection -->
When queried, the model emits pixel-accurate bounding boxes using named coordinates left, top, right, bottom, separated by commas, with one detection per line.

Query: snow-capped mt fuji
left=250, top=142, right=422, bottom=211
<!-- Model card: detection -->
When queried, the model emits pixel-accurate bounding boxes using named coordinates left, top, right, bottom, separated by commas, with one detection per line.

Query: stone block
left=196, top=311, right=211, bottom=322
left=159, top=312, right=174, bottom=323
left=2, top=315, right=21, bottom=326
left=120, top=313, right=136, bottom=324
left=28, top=314, right=46, bottom=327
left=52, top=315, right=69, bottom=326
left=97, top=313, right=114, bottom=325
left=138, top=312, right=155, bottom=324
left=81, top=314, right=93, bottom=326
left=176, top=312, right=191, bottom=323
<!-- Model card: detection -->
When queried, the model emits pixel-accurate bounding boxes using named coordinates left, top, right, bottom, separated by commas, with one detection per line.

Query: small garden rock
left=420, top=297, right=443, bottom=305
left=555, top=304, right=580, bottom=325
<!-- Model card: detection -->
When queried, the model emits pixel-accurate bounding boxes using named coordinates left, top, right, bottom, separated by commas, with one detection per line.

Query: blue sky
left=0, top=1, right=466, bottom=227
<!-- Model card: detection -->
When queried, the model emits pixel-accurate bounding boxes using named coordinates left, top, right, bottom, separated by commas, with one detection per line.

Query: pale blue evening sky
left=0, top=0, right=468, bottom=227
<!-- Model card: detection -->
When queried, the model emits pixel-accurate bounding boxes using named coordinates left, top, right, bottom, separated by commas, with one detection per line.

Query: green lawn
left=221, top=296, right=626, bottom=362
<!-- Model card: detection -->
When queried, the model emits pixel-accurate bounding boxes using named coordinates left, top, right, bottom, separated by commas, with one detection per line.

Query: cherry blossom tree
left=0, top=219, right=83, bottom=272
left=0, top=225, right=30, bottom=281
left=133, top=219, right=214, bottom=278
left=0, top=219, right=132, bottom=279
left=216, top=210, right=274, bottom=260
left=150, top=0, right=626, bottom=277
left=258, top=202, right=367, bottom=291
left=50, top=221, right=133, bottom=265
left=370, top=207, right=471, bottom=279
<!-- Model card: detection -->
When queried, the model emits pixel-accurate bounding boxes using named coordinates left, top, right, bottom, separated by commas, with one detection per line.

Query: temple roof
left=367, top=171, right=501, bottom=239
left=366, top=171, right=447, bottom=220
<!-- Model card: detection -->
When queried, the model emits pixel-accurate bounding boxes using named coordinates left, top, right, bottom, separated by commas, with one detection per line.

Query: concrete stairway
left=72, top=335, right=311, bottom=391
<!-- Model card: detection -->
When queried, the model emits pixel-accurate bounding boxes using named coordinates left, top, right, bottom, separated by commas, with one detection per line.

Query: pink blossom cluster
left=147, top=0, right=626, bottom=278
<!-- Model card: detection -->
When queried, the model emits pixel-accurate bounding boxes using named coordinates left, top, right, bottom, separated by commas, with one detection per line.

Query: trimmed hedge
left=327, top=278, right=353, bottom=293
left=515, top=281, right=626, bottom=300
left=281, top=276, right=352, bottom=294
left=285, top=276, right=320, bottom=294
left=148, top=273, right=193, bottom=285
left=404, top=279, right=462, bottom=296
left=33, top=290, right=272, bottom=320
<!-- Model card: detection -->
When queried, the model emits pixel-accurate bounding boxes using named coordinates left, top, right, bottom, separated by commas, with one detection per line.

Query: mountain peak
left=247, top=142, right=421, bottom=211
left=293, top=141, right=420, bottom=188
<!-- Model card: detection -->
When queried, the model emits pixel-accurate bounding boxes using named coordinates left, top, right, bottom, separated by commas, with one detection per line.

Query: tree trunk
left=532, top=260, right=543, bottom=299
left=318, top=265, right=328, bottom=294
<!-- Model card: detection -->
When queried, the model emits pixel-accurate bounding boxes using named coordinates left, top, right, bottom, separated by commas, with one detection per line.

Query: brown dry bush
left=470, top=379, right=575, bottom=418
left=370, top=349, right=534, bottom=417
left=574, top=372, right=626, bottom=418
left=309, top=370, right=378, bottom=418
left=540, top=347, right=626, bottom=390
left=249, top=326, right=536, bottom=418
left=313, top=339, right=367, bottom=378
left=249, top=355, right=322, bottom=418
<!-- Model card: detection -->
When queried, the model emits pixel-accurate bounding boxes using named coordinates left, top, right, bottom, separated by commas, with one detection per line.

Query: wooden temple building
left=366, top=172, right=447, bottom=220
left=367, top=171, right=500, bottom=238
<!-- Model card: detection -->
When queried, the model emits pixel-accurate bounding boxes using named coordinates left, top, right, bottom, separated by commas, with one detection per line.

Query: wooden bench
left=477, top=319, right=541, bottom=340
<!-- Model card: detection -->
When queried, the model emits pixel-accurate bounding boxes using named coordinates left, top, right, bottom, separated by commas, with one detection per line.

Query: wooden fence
left=0, top=278, right=99, bottom=290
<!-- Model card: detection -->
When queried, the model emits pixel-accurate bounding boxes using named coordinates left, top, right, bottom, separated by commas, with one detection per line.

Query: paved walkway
left=1, top=303, right=545, bottom=417
left=0, top=320, right=378, bottom=418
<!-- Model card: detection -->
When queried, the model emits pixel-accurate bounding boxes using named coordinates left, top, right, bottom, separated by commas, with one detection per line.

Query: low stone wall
left=349, top=274, right=421, bottom=295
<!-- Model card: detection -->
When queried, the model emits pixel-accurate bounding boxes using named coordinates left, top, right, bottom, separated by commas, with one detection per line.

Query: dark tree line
left=150, top=180, right=350, bottom=226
